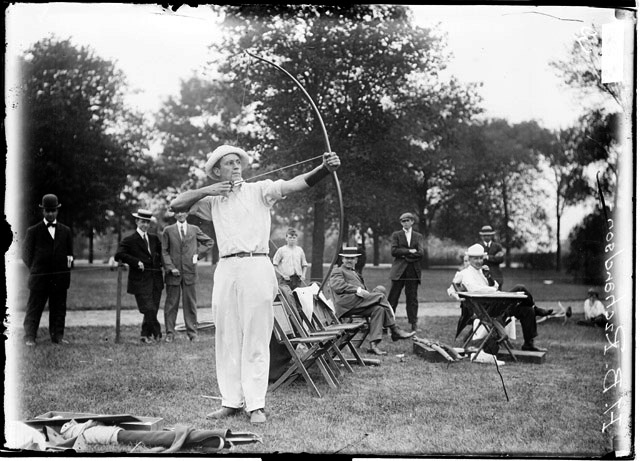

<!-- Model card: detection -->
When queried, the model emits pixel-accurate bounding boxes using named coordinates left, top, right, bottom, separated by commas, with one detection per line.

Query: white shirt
left=177, top=222, right=188, bottom=238
left=273, top=245, right=308, bottom=277
left=583, top=298, right=606, bottom=320
left=190, top=179, right=284, bottom=257
left=136, top=228, right=150, bottom=252
left=44, top=219, right=57, bottom=239
left=459, top=265, right=499, bottom=293
left=404, top=228, right=412, bottom=246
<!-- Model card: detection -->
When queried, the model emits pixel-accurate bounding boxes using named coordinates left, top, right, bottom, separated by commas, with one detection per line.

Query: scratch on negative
left=502, top=11, right=584, bottom=23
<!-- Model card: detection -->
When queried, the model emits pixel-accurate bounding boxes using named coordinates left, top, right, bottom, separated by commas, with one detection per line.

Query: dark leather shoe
left=522, top=343, right=548, bottom=352
left=367, top=344, right=388, bottom=355
left=391, top=328, right=416, bottom=341
left=534, top=306, right=554, bottom=317
left=206, top=406, right=243, bottom=420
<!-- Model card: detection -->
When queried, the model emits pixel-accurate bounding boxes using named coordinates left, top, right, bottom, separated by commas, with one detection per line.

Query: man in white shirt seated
left=458, top=244, right=549, bottom=352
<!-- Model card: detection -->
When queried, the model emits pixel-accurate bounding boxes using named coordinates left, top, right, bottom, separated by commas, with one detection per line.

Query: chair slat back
left=273, top=301, right=294, bottom=339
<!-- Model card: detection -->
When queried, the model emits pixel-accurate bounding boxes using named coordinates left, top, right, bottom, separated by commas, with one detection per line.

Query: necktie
left=143, top=233, right=150, bottom=253
left=179, top=225, right=185, bottom=240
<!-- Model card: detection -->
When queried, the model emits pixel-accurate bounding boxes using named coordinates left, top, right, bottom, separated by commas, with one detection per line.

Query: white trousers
left=212, top=256, right=277, bottom=412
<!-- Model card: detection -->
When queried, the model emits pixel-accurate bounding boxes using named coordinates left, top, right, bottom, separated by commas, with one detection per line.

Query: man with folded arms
left=329, top=247, right=415, bottom=356
left=171, top=145, right=340, bottom=424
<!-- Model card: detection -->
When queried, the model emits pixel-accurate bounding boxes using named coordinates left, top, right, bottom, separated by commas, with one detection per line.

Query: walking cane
left=115, top=264, right=123, bottom=343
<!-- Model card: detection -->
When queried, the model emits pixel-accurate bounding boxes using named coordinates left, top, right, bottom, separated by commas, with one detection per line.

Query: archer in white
left=171, top=145, right=339, bottom=424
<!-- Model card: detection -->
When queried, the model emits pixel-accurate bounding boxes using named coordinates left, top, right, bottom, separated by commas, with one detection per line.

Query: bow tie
left=47, top=223, right=56, bottom=228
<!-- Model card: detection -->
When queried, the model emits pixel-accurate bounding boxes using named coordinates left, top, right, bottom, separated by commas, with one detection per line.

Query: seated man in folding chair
left=329, top=247, right=415, bottom=356
left=458, top=244, right=551, bottom=353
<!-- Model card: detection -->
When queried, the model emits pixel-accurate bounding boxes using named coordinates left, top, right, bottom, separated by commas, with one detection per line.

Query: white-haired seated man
left=456, top=244, right=551, bottom=352
left=329, top=247, right=415, bottom=356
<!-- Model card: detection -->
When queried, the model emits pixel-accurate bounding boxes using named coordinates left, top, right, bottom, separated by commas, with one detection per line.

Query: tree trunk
left=419, top=213, right=430, bottom=269
left=372, top=229, right=380, bottom=266
left=556, top=197, right=562, bottom=272
left=88, top=226, right=94, bottom=264
left=501, top=181, right=511, bottom=268
left=310, top=185, right=327, bottom=284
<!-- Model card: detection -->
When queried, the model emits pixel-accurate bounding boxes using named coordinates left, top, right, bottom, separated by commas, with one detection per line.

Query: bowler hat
left=39, top=194, right=61, bottom=209
left=132, top=209, right=153, bottom=221
left=339, top=247, right=361, bottom=257
left=479, top=225, right=495, bottom=236
left=467, top=244, right=485, bottom=257
left=399, top=212, right=416, bottom=222
left=204, top=145, right=252, bottom=179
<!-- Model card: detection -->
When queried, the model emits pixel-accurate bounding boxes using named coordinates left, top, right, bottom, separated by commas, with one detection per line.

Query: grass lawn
left=8, top=262, right=590, bottom=311
left=8, top=316, right=617, bottom=456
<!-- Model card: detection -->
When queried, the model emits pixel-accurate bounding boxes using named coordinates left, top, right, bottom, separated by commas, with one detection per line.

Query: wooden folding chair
left=293, top=285, right=369, bottom=368
left=458, top=292, right=526, bottom=362
left=276, top=287, right=348, bottom=378
left=269, top=300, right=342, bottom=397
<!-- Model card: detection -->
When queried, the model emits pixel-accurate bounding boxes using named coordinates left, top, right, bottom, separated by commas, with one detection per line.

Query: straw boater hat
left=132, top=209, right=153, bottom=221
left=339, top=247, right=361, bottom=257
left=204, top=145, right=252, bottom=179
left=467, top=244, right=485, bottom=257
left=39, top=194, right=61, bottom=209
left=479, top=225, right=496, bottom=236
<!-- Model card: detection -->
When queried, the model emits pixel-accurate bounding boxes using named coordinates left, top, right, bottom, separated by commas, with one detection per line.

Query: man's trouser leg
left=48, top=288, right=68, bottom=341
left=24, top=289, right=48, bottom=341
left=387, top=279, right=405, bottom=314
left=345, top=303, right=395, bottom=343
left=181, top=282, right=198, bottom=338
left=404, top=279, right=420, bottom=325
left=151, top=288, right=162, bottom=339
left=213, top=257, right=276, bottom=412
left=509, top=285, right=534, bottom=307
left=508, top=304, right=537, bottom=344
left=136, top=293, right=155, bottom=338
left=164, top=284, right=181, bottom=336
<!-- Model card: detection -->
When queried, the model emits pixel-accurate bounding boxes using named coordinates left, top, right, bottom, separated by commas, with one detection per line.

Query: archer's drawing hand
left=204, top=181, right=234, bottom=198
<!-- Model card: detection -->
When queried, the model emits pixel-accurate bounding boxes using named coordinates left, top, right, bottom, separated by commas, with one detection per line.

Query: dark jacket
left=115, top=230, right=164, bottom=295
left=481, top=240, right=504, bottom=284
left=22, top=221, right=73, bottom=291
left=329, top=265, right=387, bottom=318
left=389, top=229, right=423, bottom=282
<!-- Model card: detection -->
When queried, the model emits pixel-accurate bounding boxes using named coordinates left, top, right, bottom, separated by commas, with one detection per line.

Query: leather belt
left=221, top=252, right=268, bottom=259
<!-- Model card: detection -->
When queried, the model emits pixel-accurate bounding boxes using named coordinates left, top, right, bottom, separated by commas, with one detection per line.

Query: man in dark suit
left=115, top=209, right=165, bottom=343
left=22, top=194, right=74, bottom=346
left=161, top=209, right=214, bottom=342
left=478, top=225, right=505, bottom=289
left=330, top=247, right=414, bottom=356
left=388, top=212, right=423, bottom=333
